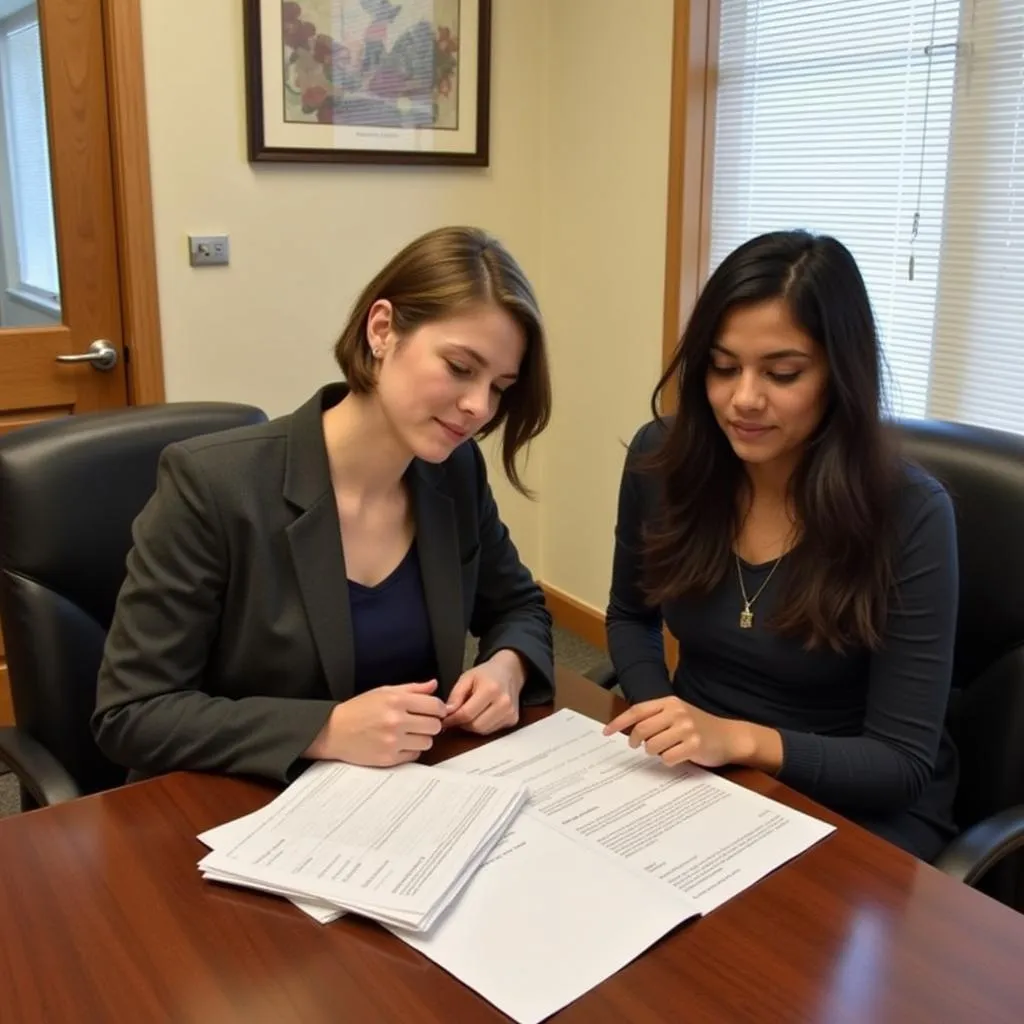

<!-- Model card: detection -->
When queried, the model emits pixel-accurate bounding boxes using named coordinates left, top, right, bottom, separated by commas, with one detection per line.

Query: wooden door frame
left=661, top=0, right=718, bottom=400
left=100, top=0, right=164, bottom=406
left=658, top=0, right=719, bottom=669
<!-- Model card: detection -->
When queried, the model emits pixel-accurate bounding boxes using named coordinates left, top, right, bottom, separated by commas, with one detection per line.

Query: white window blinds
left=709, top=0, right=962, bottom=418
left=928, top=1, right=1024, bottom=432
left=1, top=15, right=58, bottom=299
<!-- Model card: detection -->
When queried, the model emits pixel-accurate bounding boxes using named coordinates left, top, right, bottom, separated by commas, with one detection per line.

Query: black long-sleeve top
left=607, top=421, right=960, bottom=861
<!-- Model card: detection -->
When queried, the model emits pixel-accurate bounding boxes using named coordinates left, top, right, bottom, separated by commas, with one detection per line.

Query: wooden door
left=0, top=0, right=129, bottom=724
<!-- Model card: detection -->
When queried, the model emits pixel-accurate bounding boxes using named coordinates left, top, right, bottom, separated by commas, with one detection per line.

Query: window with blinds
left=0, top=12, right=58, bottom=301
left=929, top=2, right=1024, bottom=431
left=709, top=0, right=1024, bottom=431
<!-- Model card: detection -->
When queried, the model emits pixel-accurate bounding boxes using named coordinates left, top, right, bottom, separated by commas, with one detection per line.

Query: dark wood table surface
left=1, top=667, right=1023, bottom=1023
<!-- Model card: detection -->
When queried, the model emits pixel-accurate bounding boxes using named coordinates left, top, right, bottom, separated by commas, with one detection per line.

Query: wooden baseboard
left=540, top=582, right=680, bottom=672
left=540, top=582, right=607, bottom=652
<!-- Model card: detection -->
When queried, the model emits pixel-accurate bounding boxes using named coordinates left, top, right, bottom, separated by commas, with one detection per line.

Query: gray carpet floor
left=0, top=626, right=605, bottom=818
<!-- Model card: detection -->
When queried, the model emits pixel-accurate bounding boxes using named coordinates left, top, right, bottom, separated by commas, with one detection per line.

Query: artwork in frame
left=243, top=0, right=491, bottom=166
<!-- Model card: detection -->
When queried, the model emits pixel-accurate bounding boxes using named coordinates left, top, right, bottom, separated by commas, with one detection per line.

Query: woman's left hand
left=603, top=696, right=751, bottom=768
left=443, top=649, right=527, bottom=734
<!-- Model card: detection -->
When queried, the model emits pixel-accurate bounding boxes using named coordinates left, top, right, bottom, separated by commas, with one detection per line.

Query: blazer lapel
left=409, top=463, right=465, bottom=698
left=284, top=385, right=355, bottom=702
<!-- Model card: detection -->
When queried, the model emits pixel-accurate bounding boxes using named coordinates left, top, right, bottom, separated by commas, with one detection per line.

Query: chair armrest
left=584, top=661, right=618, bottom=689
left=932, top=805, right=1024, bottom=887
left=0, top=726, right=81, bottom=808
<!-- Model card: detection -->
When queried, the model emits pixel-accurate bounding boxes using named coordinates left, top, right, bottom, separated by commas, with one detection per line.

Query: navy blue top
left=349, top=543, right=438, bottom=693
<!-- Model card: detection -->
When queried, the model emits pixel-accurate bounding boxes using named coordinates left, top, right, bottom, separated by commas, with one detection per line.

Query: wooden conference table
left=1, top=668, right=1023, bottom=1023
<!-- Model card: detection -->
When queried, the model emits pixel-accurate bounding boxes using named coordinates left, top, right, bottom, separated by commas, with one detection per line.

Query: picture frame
left=243, top=0, right=491, bottom=166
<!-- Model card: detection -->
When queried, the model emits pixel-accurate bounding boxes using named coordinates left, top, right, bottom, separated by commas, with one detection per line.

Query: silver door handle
left=55, top=339, right=119, bottom=372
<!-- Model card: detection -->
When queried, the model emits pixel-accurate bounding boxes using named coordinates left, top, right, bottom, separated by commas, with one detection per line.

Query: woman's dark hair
left=334, top=226, right=551, bottom=496
left=642, top=230, right=898, bottom=651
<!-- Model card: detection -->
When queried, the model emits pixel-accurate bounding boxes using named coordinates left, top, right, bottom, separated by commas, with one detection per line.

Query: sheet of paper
left=202, top=869, right=345, bottom=923
left=199, top=810, right=345, bottom=923
left=203, top=802, right=530, bottom=931
left=443, top=708, right=835, bottom=913
left=197, top=760, right=526, bottom=928
left=197, top=810, right=263, bottom=851
left=203, top=810, right=698, bottom=1022
left=196, top=798, right=540, bottom=937
left=390, top=812, right=698, bottom=1024
left=200, top=800, right=524, bottom=932
left=210, top=805, right=524, bottom=932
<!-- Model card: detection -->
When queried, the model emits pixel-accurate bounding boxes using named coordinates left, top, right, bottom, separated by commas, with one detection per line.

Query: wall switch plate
left=188, top=234, right=230, bottom=267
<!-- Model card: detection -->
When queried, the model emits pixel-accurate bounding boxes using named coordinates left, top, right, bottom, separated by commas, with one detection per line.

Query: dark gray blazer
left=92, top=385, right=553, bottom=782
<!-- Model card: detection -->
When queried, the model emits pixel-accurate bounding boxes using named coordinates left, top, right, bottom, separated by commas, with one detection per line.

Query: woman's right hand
left=304, top=680, right=447, bottom=767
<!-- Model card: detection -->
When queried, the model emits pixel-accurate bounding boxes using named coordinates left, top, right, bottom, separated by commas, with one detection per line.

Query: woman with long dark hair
left=603, top=230, right=959, bottom=860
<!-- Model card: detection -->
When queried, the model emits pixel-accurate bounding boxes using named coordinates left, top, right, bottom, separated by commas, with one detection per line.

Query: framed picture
left=243, top=0, right=491, bottom=166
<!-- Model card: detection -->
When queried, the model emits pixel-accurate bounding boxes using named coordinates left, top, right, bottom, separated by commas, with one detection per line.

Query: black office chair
left=586, top=418, right=1024, bottom=910
left=0, top=401, right=267, bottom=809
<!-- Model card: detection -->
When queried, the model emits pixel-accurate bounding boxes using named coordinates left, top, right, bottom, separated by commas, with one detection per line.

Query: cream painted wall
left=140, top=0, right=546, bottom=563
left=141, top=0, right=675, bottom=608
left=537, top=0, right=674, bottom=609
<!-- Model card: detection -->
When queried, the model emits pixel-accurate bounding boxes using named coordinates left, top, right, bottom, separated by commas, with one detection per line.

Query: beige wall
left=537, top=0, right=673, bottom=609
left=141, top=0, right=674, bottom=609
left=141, top=0, right=547, bottom=564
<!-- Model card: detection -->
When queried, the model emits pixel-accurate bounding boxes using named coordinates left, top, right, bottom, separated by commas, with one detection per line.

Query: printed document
left=197, top=760, right=526, bottom=931
left=198, top=709, right=834, bottom=1023
left=444, top=708, right=835, bottom=913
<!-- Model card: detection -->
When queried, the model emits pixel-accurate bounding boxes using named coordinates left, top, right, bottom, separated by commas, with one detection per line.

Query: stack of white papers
left=199, top=710, right=835, bottom=1024
left=197, top=759, right=526, bottom=932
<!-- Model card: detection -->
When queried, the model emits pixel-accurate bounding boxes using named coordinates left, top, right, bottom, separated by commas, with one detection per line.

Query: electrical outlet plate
left=188, top=234, right=230, bottom=267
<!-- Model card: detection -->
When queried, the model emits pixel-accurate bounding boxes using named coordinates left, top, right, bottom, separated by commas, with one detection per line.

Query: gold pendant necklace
left=735, top=553, right=783, bottom=629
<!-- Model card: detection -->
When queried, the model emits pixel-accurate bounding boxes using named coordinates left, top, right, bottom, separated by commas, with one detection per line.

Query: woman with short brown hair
left=94, top=226, right=554, bottom=782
